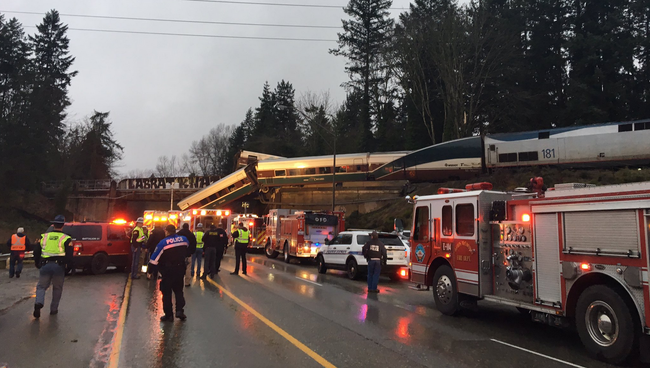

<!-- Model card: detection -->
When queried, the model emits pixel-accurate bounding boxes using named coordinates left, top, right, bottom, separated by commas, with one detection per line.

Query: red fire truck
left=407, top=181, right=650, bottom=364
left=265, top=210, right=345, bottom=263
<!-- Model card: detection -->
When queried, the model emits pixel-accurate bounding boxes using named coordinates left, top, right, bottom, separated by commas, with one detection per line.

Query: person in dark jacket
left=201, top=223, right=229, bottom=279
left=230, top=222, right=250, bottom=275
left=362, top=231, right=387, bottom=293
left=33, top=215, right=73, bottom=318
left=177, top=223, right=197, bottom=287
left=145, top=224, right=166, bottom=280
left=149, top=225, right=188, bottom=321
left=6, top=227, right=32, bottom=278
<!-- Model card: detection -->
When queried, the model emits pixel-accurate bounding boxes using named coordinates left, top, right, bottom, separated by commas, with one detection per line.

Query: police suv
left=316, top=230, right=409, bottom=280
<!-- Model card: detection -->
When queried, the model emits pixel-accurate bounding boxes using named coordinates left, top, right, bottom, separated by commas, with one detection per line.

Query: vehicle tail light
left=73, top=243, right=83, bottom=253
left=399, top=268, right=408, bottom=278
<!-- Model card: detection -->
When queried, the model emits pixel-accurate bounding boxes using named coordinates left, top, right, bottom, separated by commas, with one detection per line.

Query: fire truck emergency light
left=522, top=214, right=531, bottom=222
left=192, top=210, right=198, bottom=215
left=161, top=217, right=167, bottom=221
left=224, top=210, right=230, bottom=216
left=249, top=221, right=254, bottom=226
left=201, top=210, right=207, bottom=216
left=217, top=210, right=222, bottom=216
left=145, top=214, right=153, bottom=220
left=445, top=253, right=451, bottom=259
left=112, top=219, right=127, bottom=225
left=154, top=217, right=160, bottom=221
left=169, top=214, right=177, bottom=219
left=184, top=216, right=191, bottom=221
left=580, top=263, right=591, bottom=271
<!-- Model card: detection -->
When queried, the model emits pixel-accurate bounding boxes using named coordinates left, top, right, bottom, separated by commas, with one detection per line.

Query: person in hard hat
left=6, top=227, right=32, bottom=278
left=191, top=223, right=205, bottom=278
left=149, top=225, right=188, bottom=321
left=32, top=215, right=73, bottom=318
left=230, top=222, right=250, bottom=275
left=176, top=223, right=197, bottom=287
left=130, top=218, right=148, bottom=279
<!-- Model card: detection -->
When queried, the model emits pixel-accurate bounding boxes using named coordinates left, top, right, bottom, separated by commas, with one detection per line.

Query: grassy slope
left=346, top=167, right=650, bottom=232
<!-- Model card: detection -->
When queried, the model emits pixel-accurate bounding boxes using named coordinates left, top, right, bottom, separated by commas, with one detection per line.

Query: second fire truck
left=407, top=181, right=650, bottom=364
left=265, top=210, right=345, bottom=263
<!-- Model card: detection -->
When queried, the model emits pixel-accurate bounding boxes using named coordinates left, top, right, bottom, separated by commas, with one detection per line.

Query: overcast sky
left=3, top=0, right=460, bottom=176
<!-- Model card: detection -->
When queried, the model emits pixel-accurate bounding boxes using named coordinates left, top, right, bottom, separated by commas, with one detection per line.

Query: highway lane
left=0, top=253, right=635, bottom=367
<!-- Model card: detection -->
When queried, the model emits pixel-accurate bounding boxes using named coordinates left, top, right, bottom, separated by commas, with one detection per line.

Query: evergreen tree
left=28, top=9, right=77, bottom=181
left=73, top=111, right=123, bottom=180
left=331, top=0, right=395, bottom=151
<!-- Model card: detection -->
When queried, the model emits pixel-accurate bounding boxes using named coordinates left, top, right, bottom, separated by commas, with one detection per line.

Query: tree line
left=0, top=10, right=122, bottom=194
left=190, top=0, right=648, bottom=176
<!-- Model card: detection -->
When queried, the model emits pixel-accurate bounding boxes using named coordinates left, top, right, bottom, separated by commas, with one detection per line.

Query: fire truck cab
left=266, top=210, right=345, bottom=263
left=408, top=181, right=650, bottom=364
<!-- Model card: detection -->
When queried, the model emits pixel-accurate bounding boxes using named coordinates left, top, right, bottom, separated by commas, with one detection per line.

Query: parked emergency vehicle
left=143, top=210, right=180, bottom=229
left=264, top=209, right=303, bottom=257
left=265, top=210, right=345, bottom=263
left=230, top=214, right=265, bottom=250
left=179, top=209, right=231, bottom=231
left=407, top=181, right=650, bottom=364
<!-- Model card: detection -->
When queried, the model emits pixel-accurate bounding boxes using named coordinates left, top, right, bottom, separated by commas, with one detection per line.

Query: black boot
left=33, top=303, right=43, bottom=319
left=176, top=311, right=187, bottom=321
left=160, top=314, right=174, bottom=322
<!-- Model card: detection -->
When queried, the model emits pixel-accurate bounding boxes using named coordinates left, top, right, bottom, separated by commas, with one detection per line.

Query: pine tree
left=28, top=9, right=77, bottom=181
left=331, top=0, right=394, bottom=151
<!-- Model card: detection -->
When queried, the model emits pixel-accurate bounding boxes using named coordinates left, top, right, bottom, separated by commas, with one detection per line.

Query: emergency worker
left=130, top=218, right=148, bottom=279
left=230, top=222, right=249, bottom=275
left=362, top=231, right=387, bottom=293
left=33, top=215, right=73, bottom=318
left=145, top=224, right=166, bottom=281
left=202, top=223, right=228, bottom=279
left=191, top=223, right=205, bottom=277
left=6, top=227, right=32, bottom=278
left=177, top=223, right=197, bottom=287
left=149, top=225, right=188, bottom=321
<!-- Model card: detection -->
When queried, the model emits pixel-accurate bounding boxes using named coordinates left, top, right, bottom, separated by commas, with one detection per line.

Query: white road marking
left=295, top=276, right=322, bottom=286
left=490, top=339, right=586, bottom=368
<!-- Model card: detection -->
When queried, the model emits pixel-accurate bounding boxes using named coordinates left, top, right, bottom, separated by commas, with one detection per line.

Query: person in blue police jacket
left=149, top=225, right=188, bottom=321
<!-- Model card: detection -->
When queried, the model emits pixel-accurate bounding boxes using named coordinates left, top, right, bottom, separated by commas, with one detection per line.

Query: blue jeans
left=131, top=246, right=142, bottom=278
left=36, top=262, right=65, bottom=312
left=9, top=253, right=24, bottom=277
left=191, top=248, right=203, bottom=276
left=367, top=260, right=381, bottom=291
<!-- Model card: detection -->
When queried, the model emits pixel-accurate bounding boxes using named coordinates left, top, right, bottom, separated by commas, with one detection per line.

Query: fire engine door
left=411, top=204, right=432, bottom=284
left=444, top=199, right=480, bottom=296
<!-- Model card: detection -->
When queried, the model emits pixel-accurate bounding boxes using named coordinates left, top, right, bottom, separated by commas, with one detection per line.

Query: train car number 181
left=542, top=148, right=556, bottom=159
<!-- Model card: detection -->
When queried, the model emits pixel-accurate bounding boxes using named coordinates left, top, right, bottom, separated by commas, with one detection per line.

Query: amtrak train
left=178, top=119, right=650, bottom=210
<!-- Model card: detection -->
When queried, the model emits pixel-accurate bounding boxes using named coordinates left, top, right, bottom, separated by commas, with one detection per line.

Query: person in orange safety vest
left=5, top=227, right=32, bottom=278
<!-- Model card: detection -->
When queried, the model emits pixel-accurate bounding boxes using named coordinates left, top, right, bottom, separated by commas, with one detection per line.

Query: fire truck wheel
left=575, top=285, right=637, bottom=364
left=91, top=253, right=109, bottom=275
left=432, top=265, right=460, bottom=316
left=316, top=255, right=327, bottom=274
left=265, top=241, right=279, bottom=259
left=283, top=243, right=291, bottom=263
left=346, top=258, right=360, bottom=280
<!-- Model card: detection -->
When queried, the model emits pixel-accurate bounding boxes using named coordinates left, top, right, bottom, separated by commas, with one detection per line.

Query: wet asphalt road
left=0, top=252, right=631, bottom=368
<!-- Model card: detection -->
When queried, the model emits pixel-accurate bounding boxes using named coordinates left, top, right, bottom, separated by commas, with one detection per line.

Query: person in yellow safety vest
left=6, top=227, right=32, bottom=278
left=230, top=222, right=237, bottom=247
left=33, top=215, right=73, bottom=318
left=130, top=217, right=148, bottom=279
left=230, top=222, right=250, bottom=275
left=191, top=223, right=204, bottom=277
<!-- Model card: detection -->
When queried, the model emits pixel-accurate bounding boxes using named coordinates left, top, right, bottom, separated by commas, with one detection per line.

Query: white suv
left=316, top=231, right=409, bottom=280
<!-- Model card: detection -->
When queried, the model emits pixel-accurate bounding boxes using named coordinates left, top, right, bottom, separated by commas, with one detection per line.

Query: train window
left=304, top=168, right=316, bottom=175
left=413, top=206, right=430, bottom=242
left=456, top=204, right=475, bottom=236
left=518, top=151, right=539, bottom=161
left=287, top=169, right=299, bottom=176
left=320, top=167, right=332, bottom=174
left=634, top=122, right=649, bottom=131
left=336, top=167, right=347, bottom=173
left=538, top=132, right=550, bottom=139
left=489, top=144, right=496, bottom=151
left=618, top=124, right=633, bottom=132
left=498, top=153, right=517, bottom=162
left=442, top=206, right=452, bottom=236
left=274, top=170, right=286, bottom=177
